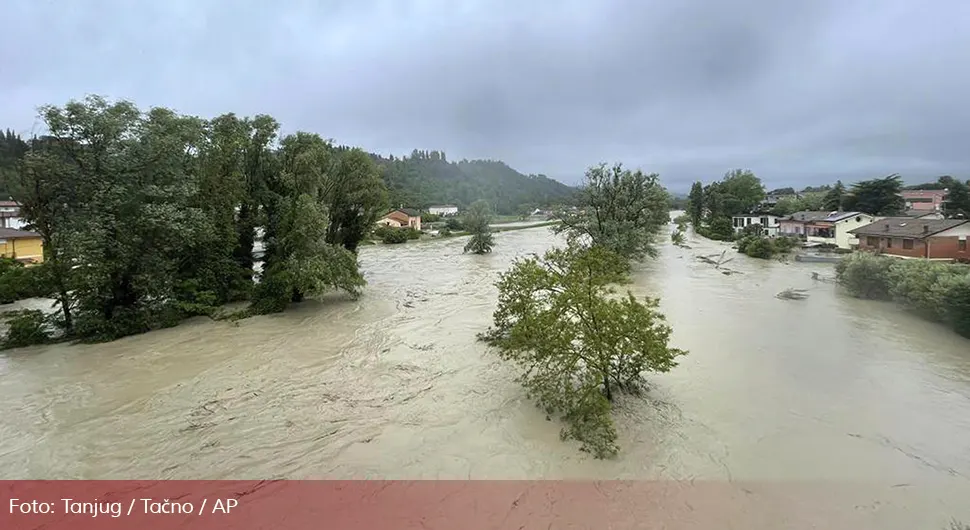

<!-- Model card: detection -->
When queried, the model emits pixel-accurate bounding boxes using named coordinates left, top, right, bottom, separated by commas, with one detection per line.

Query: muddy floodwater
left=2, top=215, right=970, bottom=525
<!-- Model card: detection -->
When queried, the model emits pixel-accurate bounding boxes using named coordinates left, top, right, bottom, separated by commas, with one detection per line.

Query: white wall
left=835, top=214, right=875, bottom=249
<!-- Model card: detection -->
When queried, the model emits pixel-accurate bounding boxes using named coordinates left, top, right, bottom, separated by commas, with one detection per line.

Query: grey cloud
left=2, top=0, right=968, bottom=191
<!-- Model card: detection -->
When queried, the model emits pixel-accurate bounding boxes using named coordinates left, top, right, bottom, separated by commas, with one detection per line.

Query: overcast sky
left=2, top=0, right=968, bottom=191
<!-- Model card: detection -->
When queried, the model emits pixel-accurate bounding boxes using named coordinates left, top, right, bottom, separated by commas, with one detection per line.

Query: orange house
left=376, top=209, right=422, bottom=231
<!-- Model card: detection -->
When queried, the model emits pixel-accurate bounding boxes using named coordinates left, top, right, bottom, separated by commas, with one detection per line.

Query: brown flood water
left=1, top=215, right=970, bottom=525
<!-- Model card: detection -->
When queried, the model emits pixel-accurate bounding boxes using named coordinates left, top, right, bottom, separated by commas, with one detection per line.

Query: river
left=1, top=215, right=969, bottom=526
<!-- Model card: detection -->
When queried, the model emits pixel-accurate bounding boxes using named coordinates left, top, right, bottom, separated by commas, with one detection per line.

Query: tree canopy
left=842, top=174, right=905, bottom=215
left=462, top=199, right=494, bottom=254
left=555, top=163, right=671, bottom=260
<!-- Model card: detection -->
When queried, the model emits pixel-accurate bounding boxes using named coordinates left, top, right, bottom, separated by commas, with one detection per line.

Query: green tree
left=252, top=132, right=364, bottom=314
left=463, top=199, right=494, bottom=254
left=842, top=174, right=905, bottom=215
left=822, top=180, right=845, bottom=211
left=324, top=147, right=388, bottom=253
left=687, top=181, right=704, bottom=225
left=555, top=163, right=671, bottom=260
left=940, top=176, right=970, bottom=219
left=719, top=169, right=765, bottom=214
left=479, top=243, right=686, bottom=458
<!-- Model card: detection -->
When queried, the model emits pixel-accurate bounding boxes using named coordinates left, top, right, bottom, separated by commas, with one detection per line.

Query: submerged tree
left=556, top=163, right=671, bottom=260
left=463, top=199, right=494, bottom=254
left=479, top=243, right=686, bottom=458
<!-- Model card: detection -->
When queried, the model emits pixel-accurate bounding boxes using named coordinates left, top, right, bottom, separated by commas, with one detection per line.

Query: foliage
left=3, top=95, right=383, bottom=347
left=769, top=192, right=826, bottom=216
left=445, top=218, right=464, bottom=231
left=375, top=150, right=575, bottom=215
left=479, top=243, right=686, bottom=458
left=673, top=214, right=689, bottom=230
left=555, top=163, right=670, bottom=260
left=696, top=216, right=735, bottom=241
left=686, top=181, right=704, bottom=226
left=423, top=212, right=442, bottom=223
left=821, top=181, right=846, bottom=211
left=670, top=230, right=686, bottom=246
left=940, top=176, right=970, bottom=219
left=835, top=253, right=894, bottom=300
left=836, top=253, right=970, bottom=338
left=736, top=235, right=797, bottom=259
left=380, top=227, right=409, bottom=244
left=0, top=260, right=52, bottom=303
left=463, top=199, right=494, bottom=254
left=842, top=174, right=905, bottom=215
left=1, top=309, right=52, bottom=349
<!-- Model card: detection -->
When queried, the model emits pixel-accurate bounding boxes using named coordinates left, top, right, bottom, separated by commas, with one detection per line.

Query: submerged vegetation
left=463, top=199, right=495, bottom=254
left=3, top=95, right=388, bottom=347
left=836, top=253, right=970, bottom=338
left=481, top=162, right=685, bottom=458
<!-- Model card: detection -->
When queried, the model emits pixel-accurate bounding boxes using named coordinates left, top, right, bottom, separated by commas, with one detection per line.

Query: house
left=900, top=190, right=947, bottom=212
left=899, top=210, right=945, bottom=220
left=731, top=213, right=782, bottom=236
left=849, top=218, right=970, bottom=260
left=0, top=227, right=44, bottom=264
left=778, top=211, right=875, bottom=249
left=377, top=209, right=422, bottom=231
left=427, top=205, right=459, bottom=216
left=0, top=200, right=27, bottom=230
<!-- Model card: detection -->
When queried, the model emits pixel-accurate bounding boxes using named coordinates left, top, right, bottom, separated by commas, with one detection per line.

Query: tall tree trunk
left=603, top=375, right=613, bottom=402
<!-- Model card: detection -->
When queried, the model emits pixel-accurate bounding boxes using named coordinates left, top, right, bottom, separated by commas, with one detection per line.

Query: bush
left=736, top=235, right=798, bottom=259
left=405, top=227, right=421, bottom=240
left=835, top=253, right=893, bottom=299
left=445, top=218, right=464, bottom=231
left=0, top=259, right=53, bottom=304
left=381, top=228, right=410, bottom=244
left=1, top=309, right=52, bottom=349
left=696, top=216, right=735, bottom=241
left=836, top=253, right=970, bottom=338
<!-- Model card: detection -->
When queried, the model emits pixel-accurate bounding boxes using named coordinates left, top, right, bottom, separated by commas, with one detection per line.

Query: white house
left=780, top=211, right=875, bottom=249
left=427, top=205, right=459, bottom=216
left=731, top=213, right=782, bottom=237
left=0, top=200, right=27, bottom=230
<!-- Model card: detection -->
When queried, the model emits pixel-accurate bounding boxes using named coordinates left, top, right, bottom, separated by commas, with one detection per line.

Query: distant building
left=779, top=211, right=874, bottom=249
left=731, top=213, right=782, bottom=237
left=899, top=210, right=945, bottom=220
left=427, top=205, right=459, bottom=216
left=900, top=190, right=947, bottom=212
left=0, top=200, right=27, bottom=230
left=849, top=218, right=970, bottom=260
left=0, top=227, right=44, bottom=264
left=377, top=209, right=422, bottom=231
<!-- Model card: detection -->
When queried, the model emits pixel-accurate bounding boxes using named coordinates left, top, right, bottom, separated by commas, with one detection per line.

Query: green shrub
left=736, top=235, right=798, bottom=259
left=1, top=309, right=52, bottom=349
left=381, top=228, right=409, bottom=244
left=940, top=273, right=970, bottom=338
left=405, top=227, right=421, bottom=240
left=886, top=260, right=964, bottom=320
left=696, top=216, right=735, bottom=241
left=0, top=260, right=53, bottom=304
left=835, top=253, right=893, bottom=299
left=445, top=218, right=464, bottom=231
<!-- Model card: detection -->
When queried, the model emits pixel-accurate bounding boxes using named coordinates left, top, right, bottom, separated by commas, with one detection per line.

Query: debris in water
left=696, top=250, right=742, bottom=275
left=776, top=288, right=809, bottom=300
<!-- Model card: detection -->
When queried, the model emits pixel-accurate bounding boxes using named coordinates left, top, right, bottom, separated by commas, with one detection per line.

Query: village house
left=900, top=189, right=947, bottom=212
left=376, top=208, right=422, bottom=231
left=731, top=212, right=781, bottom=237
left=849, top=218, right=970, bottom=260
left=427, top=205, right=459, bottom=216
left=0, top=200, right=27, bottom=230
left=0, top=227, right=44, bottom=264
left=899, top=210, right=945, bottom=220
left=778, top=211, right=875, bottom=249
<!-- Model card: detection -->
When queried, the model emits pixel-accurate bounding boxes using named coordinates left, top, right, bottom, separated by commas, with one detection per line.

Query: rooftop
left=848, top=218, right=968, bottom=238
left=0, top=227, right=40, bottom=239
left=786, top=211, right=866, bottom=223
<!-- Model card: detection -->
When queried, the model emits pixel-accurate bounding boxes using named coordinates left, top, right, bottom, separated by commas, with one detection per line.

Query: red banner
left=0, top=480, right=964, bottom=529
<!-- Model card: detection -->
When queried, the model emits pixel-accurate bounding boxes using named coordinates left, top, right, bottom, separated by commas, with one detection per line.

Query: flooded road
left=2, top=218, right=970, bottom=524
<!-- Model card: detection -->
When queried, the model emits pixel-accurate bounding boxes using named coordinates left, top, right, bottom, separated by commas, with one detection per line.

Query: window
left=960, top=239, right=967, bottom=252
left=761, top=217, right=768, bottom=227
left=902, top=239, right=914, bottom=250
left=866, top=236, right=878, bottom=246
left=746, top=218, right=752, bottom=226
left=886, top=238, right=893, bottom=248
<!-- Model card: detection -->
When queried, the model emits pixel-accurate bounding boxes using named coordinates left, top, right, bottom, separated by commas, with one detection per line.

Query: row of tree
left=6, top=95, right=388, bottom=344
left=480, top=163, right=685, bottom=458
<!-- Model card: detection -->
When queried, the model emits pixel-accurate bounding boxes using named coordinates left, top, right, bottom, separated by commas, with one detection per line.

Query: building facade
left=377, top=209, right=422, bottom=231
left=850, top=218, right=970, bottom=260
left=0, top=227, right=44, bottom=263
left=900, top=190, right=947, bottom=212
left=731, top=213, right=781, bottom=236
left=427, top=205, right=459, bottom=216
left=778, top=211, right=874, bottom=249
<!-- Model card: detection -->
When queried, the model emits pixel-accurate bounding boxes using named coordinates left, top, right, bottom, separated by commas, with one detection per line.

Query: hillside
left=372, top=150, right=576, bottom=215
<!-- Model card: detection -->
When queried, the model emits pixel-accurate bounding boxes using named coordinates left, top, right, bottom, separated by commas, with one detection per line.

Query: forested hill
left=372, top=149, right=576, bottom=215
